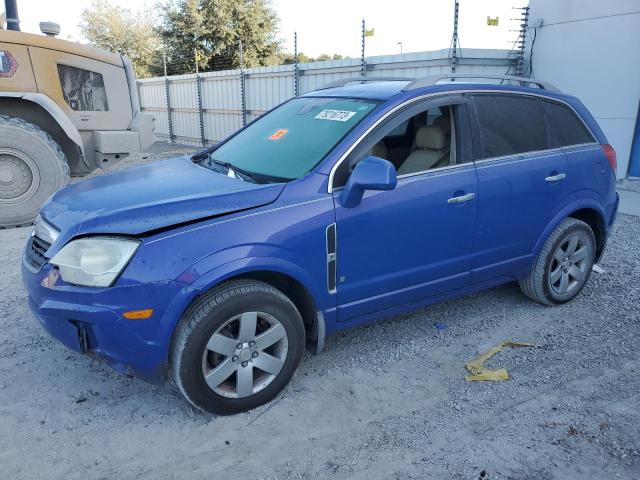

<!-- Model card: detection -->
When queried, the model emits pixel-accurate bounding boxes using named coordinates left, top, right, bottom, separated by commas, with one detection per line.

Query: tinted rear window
left=472, top=95, right=549, bottom=159
left=540, top=100, right=594, bottom=147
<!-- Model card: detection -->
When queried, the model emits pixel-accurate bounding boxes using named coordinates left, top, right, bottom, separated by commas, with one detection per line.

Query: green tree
left=159, top=0, right=280, bottom=75
left=275, top=52, right=347, bottom=65
left=79, top=1, right=162, bottom=78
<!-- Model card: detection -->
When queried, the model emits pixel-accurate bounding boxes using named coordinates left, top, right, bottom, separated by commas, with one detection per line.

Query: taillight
left=601, top=144, right=617, bottom=174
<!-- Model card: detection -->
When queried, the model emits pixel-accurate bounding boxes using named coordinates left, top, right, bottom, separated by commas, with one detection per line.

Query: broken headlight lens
left=50, top=237, right=139, bottom=287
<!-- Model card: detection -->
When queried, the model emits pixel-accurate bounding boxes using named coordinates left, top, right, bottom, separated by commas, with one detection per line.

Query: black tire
left=0, top=115, right=70, bottom=227
left=519, top=218, right=596, bottom=305
left=171, top=279, right=305, bottom=415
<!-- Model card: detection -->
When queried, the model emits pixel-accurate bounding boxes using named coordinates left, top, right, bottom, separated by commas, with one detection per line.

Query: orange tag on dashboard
left=269, top=129, right=288, bottom=140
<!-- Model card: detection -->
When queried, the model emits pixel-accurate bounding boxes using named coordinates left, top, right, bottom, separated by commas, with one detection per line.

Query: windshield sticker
left=314, top=109, right=357, bottom=122
left=269, top=129, right=289, bottom=140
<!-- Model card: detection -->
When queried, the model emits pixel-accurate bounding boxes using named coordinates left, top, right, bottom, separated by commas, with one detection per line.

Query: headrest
left=415, top=125, right=446, bottom=150
left=433, top=115, right=451, bottom=135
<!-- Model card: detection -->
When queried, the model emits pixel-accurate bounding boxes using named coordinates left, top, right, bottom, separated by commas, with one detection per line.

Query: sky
left=11, top=0, right=527, bottom=58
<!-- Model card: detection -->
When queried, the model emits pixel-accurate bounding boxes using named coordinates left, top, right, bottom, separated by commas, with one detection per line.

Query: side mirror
left=340, top=156, right=397, bottom=208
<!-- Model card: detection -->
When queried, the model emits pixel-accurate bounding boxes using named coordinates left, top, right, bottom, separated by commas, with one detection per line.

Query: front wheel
left=171, top=280, right=305, bottom=415
left=519, top=218, right=596, bottom=305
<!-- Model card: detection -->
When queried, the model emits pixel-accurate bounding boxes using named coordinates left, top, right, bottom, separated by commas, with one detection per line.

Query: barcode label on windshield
left=314, top=109, right=357, bottom=122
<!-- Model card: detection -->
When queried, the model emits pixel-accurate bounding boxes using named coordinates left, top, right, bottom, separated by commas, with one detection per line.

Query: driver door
left=331, top=96, right=478, bottom=322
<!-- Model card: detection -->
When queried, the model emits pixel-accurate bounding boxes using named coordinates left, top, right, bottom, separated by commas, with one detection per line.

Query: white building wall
left=527, top=0, right=640, bottom=179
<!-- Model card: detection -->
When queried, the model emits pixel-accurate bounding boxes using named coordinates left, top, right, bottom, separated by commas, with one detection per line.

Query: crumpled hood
left=42, top=156, right=285, bottom=242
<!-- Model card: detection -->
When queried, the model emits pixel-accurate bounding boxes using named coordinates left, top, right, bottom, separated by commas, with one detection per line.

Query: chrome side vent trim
left=326, top=223, right=337, bottom=293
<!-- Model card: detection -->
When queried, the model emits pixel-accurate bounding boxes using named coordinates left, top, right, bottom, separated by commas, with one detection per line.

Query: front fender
left=155, top=252, right=328, bottom=360
left=0, top=92, right=84, bottom=153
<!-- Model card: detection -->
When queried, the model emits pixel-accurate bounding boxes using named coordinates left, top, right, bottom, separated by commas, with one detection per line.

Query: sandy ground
left=0, top=143, right=638, bottom=479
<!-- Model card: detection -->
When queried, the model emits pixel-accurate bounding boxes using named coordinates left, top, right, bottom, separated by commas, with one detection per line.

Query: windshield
left=209, top=97, right=380, bottom=182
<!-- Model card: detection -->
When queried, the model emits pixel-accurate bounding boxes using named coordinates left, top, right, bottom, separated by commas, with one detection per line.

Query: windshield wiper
left=208, top=157, right=257, bottom=183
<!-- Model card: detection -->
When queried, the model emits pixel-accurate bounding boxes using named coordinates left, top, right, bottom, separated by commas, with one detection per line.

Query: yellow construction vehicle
left=0, top=22, right=154, bottom=227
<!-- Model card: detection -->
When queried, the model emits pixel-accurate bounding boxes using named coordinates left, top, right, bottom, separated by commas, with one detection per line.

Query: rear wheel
left=171, top=280, right=305, bottom=415
left=519, top=218, right=596, bottom=305
left=0, top=115, right=70, bottom=227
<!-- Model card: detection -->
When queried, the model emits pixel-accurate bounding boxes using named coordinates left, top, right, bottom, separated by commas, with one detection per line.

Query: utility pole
left=4, top=0, right=20, bottom=31
left=194, top=48, right=199, bottom=74
left=450, top=0, right=460, bottom=75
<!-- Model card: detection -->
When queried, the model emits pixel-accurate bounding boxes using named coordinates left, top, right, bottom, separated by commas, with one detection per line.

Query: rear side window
left=540, top=100, right=594, bottom=147
left=472, top=95, right=549, bottom=159
left=57, top=65, right=108, bottom=111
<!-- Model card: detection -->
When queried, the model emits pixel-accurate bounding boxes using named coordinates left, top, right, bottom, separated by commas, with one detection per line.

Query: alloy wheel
left=201, top=311, right=288, bottom=398
left=548, top=234, right=591, bottom=295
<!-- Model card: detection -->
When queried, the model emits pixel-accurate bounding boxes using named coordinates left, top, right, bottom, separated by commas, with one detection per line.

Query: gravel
left=0, top=143, right=638, bottom=479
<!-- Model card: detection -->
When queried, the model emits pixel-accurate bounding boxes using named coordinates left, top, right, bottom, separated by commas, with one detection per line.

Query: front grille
left=25, top=235, right=51, bottom=270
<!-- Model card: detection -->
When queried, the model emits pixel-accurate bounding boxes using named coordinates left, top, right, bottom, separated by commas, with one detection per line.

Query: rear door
left=539, top=99, right=604, bottom=196
left=469, top=93, right=572, bottom=282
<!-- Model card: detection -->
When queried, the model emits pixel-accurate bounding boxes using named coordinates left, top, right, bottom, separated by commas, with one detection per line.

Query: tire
left=171, top=279, right=305, bottom=415
left=519, top=218, right=596, bottom=305
left=0, top=115, right=70, bottom=227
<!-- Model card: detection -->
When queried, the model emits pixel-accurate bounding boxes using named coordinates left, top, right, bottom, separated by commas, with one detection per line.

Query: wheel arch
left=567, top=207, right=606, bottom=261
left=533, top=200, right=607, bottom=263
left=166, top=258, right=327, bottom=364
left=0, top=93, right=87, bottom=174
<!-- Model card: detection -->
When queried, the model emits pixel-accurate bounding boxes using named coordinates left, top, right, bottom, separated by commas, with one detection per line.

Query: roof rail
left=403, top=74, right=559, bottom=92
left=315, top=77, right=414, bottom=91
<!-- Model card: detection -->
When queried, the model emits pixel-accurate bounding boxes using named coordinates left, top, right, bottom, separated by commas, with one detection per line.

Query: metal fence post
left=165, top=76, right=174, bottom=143
left=195, top=75, right=205, bottom=146
left=361, top=19, right=366, bottom=78
left=240, top=71, right=247, bottom=127
left=162, top=49, right=174, bottom=143
left=294, top=31, right=299, bottom=96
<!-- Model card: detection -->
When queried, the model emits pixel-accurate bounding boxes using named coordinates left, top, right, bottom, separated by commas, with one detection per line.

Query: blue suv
left=22, top=75, right=619, bottom=414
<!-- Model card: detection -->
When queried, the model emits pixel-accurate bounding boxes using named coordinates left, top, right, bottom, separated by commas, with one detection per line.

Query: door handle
left=447, top=192, right=475, bottom=204
left=545, top=173, right=566, bottom=182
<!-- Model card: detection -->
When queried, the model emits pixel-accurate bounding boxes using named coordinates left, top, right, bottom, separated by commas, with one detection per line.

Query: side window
left=472, top=95, right=549, bottom=159
left=333, top=101, right=468, bottom=188
left=57, top=65, right=109, bottom=112
left=386, top=119, right=409, bottom=138
left=540, top=100, right=594, bottom=147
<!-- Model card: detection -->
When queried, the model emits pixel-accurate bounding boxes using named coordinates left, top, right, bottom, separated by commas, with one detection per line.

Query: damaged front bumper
left=22, top=260, right=185, bottom=382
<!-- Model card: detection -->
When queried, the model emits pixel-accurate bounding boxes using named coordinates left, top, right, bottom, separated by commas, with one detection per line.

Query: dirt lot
left=0, top=143, right=638, bottom=479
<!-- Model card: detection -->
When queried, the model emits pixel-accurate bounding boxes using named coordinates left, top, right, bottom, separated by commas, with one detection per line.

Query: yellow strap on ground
left=464, top=341, right=540, bottom=382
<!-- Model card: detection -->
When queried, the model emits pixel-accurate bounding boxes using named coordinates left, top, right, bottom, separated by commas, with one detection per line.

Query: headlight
left=50, top=237, right=140, bottom=287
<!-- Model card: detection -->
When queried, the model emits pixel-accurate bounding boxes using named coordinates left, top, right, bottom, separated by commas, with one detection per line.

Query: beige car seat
left=398, top=126, right=447, bottom=175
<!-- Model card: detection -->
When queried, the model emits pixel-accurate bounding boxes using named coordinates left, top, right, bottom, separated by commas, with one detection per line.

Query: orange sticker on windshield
left=269, top=129, right=288, bottom=140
